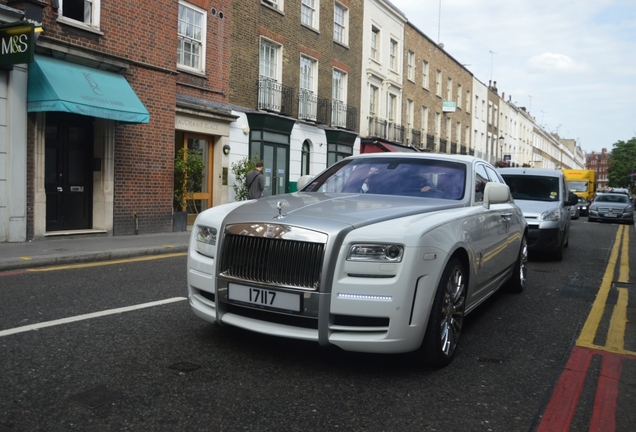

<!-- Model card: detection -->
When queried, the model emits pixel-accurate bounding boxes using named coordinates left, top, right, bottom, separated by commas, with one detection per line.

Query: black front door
left=45, top=113, right=93, bottom=231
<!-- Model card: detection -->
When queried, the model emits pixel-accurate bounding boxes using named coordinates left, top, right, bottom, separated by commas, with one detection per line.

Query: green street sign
left=0, top=22, right=39, bottom=66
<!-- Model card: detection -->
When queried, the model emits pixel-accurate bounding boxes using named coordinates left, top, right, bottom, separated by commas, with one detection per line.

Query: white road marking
left=0, top=297, right=187, bottom=338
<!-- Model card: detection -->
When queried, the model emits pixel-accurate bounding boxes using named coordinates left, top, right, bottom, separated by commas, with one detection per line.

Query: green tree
left=174, top=148, right=204, bottom=212
left=607, top=138, right=636, bottom=192
left=231, top=154, right=260, bottom=201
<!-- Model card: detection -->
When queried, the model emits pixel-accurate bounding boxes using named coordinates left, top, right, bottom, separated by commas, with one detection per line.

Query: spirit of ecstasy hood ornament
left=275, top=201, right=286, bottom=220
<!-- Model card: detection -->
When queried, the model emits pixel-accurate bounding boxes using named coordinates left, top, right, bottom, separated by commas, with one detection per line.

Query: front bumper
left=526, top=226, right=563, bottom=254
left=589, top=209, right=634, bottom=223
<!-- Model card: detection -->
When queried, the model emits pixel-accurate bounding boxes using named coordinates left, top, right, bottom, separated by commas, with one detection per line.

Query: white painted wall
left=360, top=0, right=407, bottom=137
left=0, top=64, right=28, bottom=242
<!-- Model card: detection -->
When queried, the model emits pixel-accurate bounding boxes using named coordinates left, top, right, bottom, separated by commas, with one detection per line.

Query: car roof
left=497, top=167, right=564, bottom=178
left=346, top=152, right=483, bottom=165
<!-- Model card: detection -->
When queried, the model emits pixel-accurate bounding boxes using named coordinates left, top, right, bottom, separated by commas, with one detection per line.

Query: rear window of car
left=501, top=174, right=560, bottom=202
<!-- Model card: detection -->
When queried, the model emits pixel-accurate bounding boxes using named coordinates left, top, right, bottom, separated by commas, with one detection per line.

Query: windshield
left=301, top=157, right=467, bottom=200
left=501, top=174, right=560, bottom=202
left=595, top=194, right=629, bottom=204
left=567, top=181, right=588, bottom=192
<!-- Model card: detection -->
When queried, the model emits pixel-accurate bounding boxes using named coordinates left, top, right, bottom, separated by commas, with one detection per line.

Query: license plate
left=604, top=213, right=618, bottom=217
left=228, top=283, right=301, bottom=312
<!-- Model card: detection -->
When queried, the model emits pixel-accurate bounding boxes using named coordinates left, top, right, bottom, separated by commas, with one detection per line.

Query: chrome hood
left=221, top=192, right=463, bottom=229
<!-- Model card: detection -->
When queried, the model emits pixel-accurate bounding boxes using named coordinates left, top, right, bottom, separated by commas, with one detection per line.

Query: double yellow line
left=576, top=224, right=634, bottom=356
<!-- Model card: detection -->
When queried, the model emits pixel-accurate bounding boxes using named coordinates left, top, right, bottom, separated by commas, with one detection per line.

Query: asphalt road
left=0, top=219, right=634, bottom=431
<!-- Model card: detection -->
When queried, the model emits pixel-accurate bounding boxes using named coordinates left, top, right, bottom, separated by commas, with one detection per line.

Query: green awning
left=27, top=55, right=150, bottom=124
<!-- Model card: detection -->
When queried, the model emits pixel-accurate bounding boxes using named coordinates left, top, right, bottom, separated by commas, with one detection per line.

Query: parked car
left=569, top=203, right=580, bottom=220
left=577, top=197, right=590, bottom=216
left=499, top=168, right=578, bottom=261
left=187, top=154, right=528, bottom=367
left=588, top=193, right=634, bottom=224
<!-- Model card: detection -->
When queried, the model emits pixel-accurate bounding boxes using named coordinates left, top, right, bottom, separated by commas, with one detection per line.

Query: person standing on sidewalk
left=246, top=161, right=265, bottom=199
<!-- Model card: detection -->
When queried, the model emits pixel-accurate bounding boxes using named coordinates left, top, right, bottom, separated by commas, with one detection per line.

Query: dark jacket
left=246, top=169, right=264, bottom=199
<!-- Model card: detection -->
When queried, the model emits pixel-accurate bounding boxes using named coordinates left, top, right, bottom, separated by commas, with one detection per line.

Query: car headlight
left=541, top=209, right=560, bottom=222
left=347, top=244, right=404, bottom=262
left=624, top=205, right=633, bottom=213
left=195, top=225, right=218, bottom=258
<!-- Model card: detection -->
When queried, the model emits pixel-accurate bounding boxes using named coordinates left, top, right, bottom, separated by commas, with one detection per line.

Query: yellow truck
left=562, top=169, right=597, bottom=201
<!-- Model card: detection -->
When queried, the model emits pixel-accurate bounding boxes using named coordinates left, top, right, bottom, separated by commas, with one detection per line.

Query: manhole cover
left=68, top=385, right=121, bottom=409
left=168, top=361, right=201, bottom=373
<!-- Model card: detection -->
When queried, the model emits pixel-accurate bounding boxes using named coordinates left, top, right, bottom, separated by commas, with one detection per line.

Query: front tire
left=419, top=257, right=466, bottom=367
left=505, top=235, right=527, bottom=293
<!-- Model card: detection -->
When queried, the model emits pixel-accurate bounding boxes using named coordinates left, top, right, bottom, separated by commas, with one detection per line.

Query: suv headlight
left=347, top=244, right=404, bottom=262
left=195, top=225, right=218, bottom=258
left=540, top=209, right=560, bottom=222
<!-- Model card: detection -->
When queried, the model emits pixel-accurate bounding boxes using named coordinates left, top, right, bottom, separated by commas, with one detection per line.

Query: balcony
left=407, top=129, right=422, bottom=147
left=426, top=134, right=435, bottom=152
left=298, top=90, right=318, bottom=122
left=258, top=77, right=294, bottom=116
left=257, top=78, right=357, bottom=131
left=368, top=116, right=387, bottom=139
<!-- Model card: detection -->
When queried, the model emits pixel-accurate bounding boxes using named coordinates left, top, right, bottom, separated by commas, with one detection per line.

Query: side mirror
left=296, top=175, right=314, bottom=191
left=483, top=182, right=510, bottom=209
left=566, top=192, right=578, bottom=206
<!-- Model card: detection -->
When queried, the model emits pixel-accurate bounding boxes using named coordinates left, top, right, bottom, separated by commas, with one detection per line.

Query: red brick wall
left=33, top=1, right=181, bottom=235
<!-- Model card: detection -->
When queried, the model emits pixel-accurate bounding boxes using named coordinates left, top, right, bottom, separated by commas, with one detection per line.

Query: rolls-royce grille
left=220, top=234, right=325, bottom=289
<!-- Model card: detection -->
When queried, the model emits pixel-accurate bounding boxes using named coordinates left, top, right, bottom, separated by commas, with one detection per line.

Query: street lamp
left=498, top=135, right=505, bottom=164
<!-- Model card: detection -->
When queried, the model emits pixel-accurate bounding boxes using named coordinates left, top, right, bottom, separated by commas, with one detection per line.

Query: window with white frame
left=333, top=2, right=348, bottom=45
left=406, top=99, right=413, bottom=128
left=262, top=0, right=283, bottom=12
left=466, top=90, right=471, bottom=113
left=58, top=0, right=101, bottom=29
left=421, top=106, right=429, bottom=136
left=259, top=39, right=282, bottom=110
left=457, top=84, right=462, bottom=108
left=389, top=39, right=398, bottom=70
left=301, top=0, right=318, bottom=29
left=177, top=1, right=206, bottom=73
left=388, top=93, right=397, bottom=121
left=369, top=84, right=378, bottom=115
left=407, top=51, right=415, bottom=81
left=435, top=70, right=442, bottom=97
left=422, top=60, right=429, bottom=89
left=435, top=112, right=441, bottom=142
left=446, top=77, right=453, bottom=101
left=332, top=69, right=348, bottom=127
left=299, top=56, right=318, bottom=120
left=371, top=26, right=380, bottom=61
left=456, top=121, right=461, bottom=145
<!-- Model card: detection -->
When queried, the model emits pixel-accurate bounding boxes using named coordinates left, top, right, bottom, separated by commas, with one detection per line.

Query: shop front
left=27, top=54, right=150, bottom=238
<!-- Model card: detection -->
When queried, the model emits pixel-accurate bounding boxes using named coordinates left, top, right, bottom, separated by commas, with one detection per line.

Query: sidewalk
left=0, top=230, right=192, bottom=272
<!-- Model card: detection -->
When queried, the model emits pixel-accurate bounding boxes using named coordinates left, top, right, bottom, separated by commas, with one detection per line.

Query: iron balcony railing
left=408, top=129, right=422, bottom=147
left=258, top=77, right=294, bottom=116
left=426, top=134, right=436, bottom=151
left=331, top=100, right=347, bottom=128
left=368, top=116, right=387, bottom=139
left=298, top=89, right=318, bottom=122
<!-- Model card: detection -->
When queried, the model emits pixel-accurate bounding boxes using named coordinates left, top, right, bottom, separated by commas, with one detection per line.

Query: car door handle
left=57, top=187, right=63, bottom=192
left=500, top=212, right=513, bottom=221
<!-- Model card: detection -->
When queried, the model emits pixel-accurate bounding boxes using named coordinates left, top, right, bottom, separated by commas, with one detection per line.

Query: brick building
left=226, top=0, right=363, bottom=194
left=588, top=147, right=610, bottom=191
left=0, top=0, right=233, bottom=241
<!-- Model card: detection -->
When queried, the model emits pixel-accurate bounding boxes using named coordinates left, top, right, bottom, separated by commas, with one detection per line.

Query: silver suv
left=499, top=168, right=578, bottom=261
